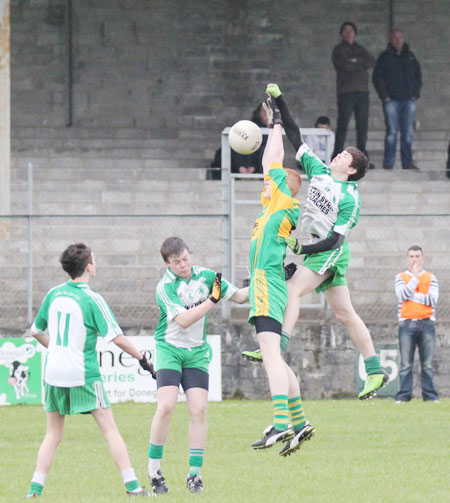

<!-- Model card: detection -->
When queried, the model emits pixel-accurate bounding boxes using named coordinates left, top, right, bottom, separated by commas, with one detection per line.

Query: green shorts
left=44, top=380, right=110, bottom=415
left=303, top=241, right=351, bottom=293
left=248, top=269, right=287, bottom=326
left=156, top=341, right=212, bottom=374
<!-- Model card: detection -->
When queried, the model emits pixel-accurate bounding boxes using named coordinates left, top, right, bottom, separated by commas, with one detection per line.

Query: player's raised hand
left=139, top=353, right=156, bottom=379
left=266, top=83, right=282, bottom=98
left=209, top=273, right=222, bottom=303
left=285, top=236, right=302, bottom=254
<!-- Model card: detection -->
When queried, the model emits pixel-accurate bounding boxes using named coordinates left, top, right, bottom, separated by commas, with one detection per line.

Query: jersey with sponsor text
left=32, top=281, right=122, bottom=387
left=155, top=266, right=238, bottom=348
left=295, top=144, right=360, bottom=239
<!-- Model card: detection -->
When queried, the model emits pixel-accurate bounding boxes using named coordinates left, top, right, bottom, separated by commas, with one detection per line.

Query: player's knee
left=333, top=307, right=354, bottom=325
left=156, top=401, right=176, bottom=418
left=189, top=403, right=207, bottom=421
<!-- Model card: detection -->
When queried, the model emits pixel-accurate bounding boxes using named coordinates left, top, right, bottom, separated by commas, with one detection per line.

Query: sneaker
left=149, top=470, right=169, bottom=494
left=241, top=348, right=263, bottom=363
left=127, top=487, right=155, bottom=497
left=252, top=424, right=294, bottom=449
left=26, top=494, right=38, bottom=498
left=358, top=370, right=389, bottom=400
left=279, top=421, right=315, bottom=457
left=186, top=474, right=204, bottom=494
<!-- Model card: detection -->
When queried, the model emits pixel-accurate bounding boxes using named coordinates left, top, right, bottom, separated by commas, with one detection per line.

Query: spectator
left=373, top=29, right=422, bottom=170
left=332, top=21, right=375, bottom=168
left=303, top=116, right=335, bottom=163
left=206, top=103, right=269, bottom=179
left=394, top=245, right=439, bottom=403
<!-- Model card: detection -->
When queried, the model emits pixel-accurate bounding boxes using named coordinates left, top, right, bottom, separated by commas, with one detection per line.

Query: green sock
left=148, top=443, right=164, bottom=459
left=28, top=482, right=44, bottom=497
left=125, top=480, right=140, bottom=493
left=189, top=448, right=204, bottom=476
left=364, top=355, right=382, bottom=375
left=280, top=331, right=290, bottom=353
left=272, top=394, right=289, bottom=430
left=288, top=396, right=306, bottom=431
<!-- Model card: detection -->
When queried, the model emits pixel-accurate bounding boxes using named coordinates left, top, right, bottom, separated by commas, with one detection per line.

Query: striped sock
left=189, top=448, right=204, bottom=476
left=272, top=394, right=289, bottom=431
left=28, top=482, right=44, bottom=497
left=288, top=396, right=306, bottom=431
left=364, top=355, right=382, bottom=375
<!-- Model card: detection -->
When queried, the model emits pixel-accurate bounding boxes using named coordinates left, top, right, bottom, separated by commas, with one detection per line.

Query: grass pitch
left=1, top=398, right=449, bottom=503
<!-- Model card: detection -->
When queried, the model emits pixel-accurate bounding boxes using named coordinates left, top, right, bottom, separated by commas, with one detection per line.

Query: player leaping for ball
left=247, top=94, right=315, bottom=457
left=242, top=83, right=389, bottom=400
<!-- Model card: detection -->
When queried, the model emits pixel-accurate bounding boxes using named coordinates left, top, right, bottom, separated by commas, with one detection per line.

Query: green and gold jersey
left=31, top=281, right=122, bottom=387
left=249, top=163, right=300, bottom=278
left=155, top=266, right=238, bottom=348
left=296, top=144, right=360, bottom=239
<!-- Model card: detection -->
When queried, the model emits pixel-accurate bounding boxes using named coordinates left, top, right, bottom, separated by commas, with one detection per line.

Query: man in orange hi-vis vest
left=394, top=245, right=440, bottom=403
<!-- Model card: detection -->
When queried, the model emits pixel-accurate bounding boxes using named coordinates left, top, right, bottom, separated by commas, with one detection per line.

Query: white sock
left=148, top=458, right=162, bottom=478
left=32, top=472, right=47, bottom=485
left=121, top=467, right=137, bottom=484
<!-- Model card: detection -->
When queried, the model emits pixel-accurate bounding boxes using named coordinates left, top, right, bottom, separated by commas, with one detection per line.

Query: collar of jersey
left=67, top=280, right=90, bottom=288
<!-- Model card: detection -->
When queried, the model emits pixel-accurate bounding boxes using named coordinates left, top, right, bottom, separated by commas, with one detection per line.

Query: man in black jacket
left=373, top=29, right=422, bottom=170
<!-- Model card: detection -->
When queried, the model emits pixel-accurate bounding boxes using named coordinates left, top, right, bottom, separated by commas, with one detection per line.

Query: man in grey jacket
left=332, top=21, right=375, bottom=165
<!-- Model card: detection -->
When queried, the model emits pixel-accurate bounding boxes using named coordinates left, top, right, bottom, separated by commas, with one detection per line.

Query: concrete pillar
left=0, top=0, right=10, bottom=215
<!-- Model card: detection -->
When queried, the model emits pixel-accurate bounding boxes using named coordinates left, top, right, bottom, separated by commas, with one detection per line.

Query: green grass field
left=1, top=399, right=449, bottom=503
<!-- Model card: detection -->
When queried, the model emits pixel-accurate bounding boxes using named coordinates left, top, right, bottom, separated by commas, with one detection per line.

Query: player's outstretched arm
left=285, top=231, right=345, bottom=255
left=230, top=286, right=249, bottom=304
left=112, top=334, right=156, bottom=379
left=266, top=83, right=303, bottom=152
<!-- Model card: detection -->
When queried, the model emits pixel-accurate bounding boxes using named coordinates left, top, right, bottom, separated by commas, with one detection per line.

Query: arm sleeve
left=412, top=55, right=422, bottom=98
left=31, top=295, right=50, bottom=333
left=411, top=274, right=439, bottom=307
left=300, top=231, right=345, bottom=254
left=156, top=281, right=186, bottom=322
left=395, top=274, right=418, bottom=301
left=357, top=45, right=376, bottom=69
left=372, top=57, right=388, bottom=100
left=275, top=95, right=303, bottom=152
left=332, top=44, right=356, bottom=72
left=89, top=292, right=123, bottom=343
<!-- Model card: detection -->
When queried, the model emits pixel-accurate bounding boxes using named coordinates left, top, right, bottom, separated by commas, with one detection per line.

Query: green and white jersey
left=296, top=144, right=360, bottom=239
left=31, top=281, right=122, bottom=387
left=155, top=266, right=238, bottom=348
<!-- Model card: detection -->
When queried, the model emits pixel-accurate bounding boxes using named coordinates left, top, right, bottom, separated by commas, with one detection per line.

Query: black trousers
left=332, top=91, right=369, bottom=158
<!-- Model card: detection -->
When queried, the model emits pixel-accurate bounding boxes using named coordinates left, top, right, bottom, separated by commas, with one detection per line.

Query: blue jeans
left=395, top=319, right=439, bottom=401
left=382, top=99, right=416, bottom=168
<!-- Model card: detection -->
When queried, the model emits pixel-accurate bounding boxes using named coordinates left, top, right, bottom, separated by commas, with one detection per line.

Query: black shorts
left=156, top=368, right=209, bottom=391
left=254, top=315, right=282, bottom=335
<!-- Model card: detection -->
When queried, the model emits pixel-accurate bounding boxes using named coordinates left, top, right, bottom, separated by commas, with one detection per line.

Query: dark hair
left=160, top=236, right=190, bottom=262
left=60, top=243, right=92, bottom=279
left=408, top=245, right=423, bottom=254
left=346, top=146, right=368, bottom=181
left=340, top=21, right=357, bottom=35
left=314, top=116, right=331, bottom=128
